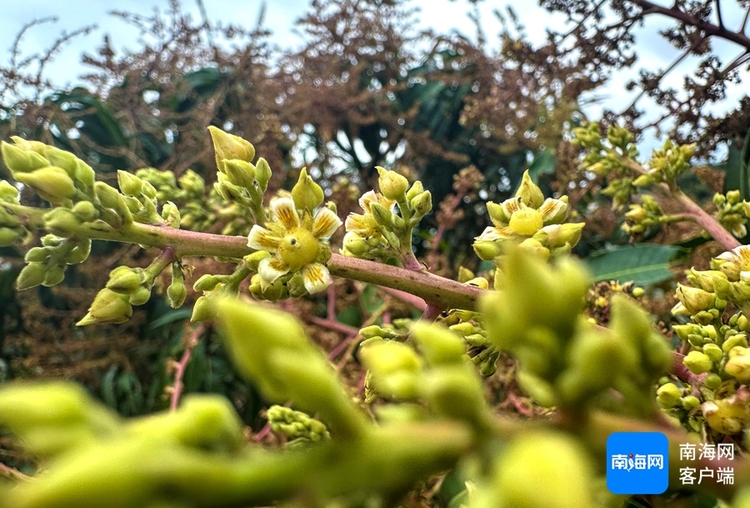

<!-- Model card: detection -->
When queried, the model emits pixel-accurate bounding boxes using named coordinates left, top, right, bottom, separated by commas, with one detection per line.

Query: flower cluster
left=473, top=170, right=582, bottom=262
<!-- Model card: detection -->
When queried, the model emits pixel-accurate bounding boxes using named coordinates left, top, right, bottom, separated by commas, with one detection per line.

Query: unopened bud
left=377, top=167, right=409, bottom=201
left=683, top=351, right=713, bottom=374
left=656, top=383, right=682, bottom=408
left=106, top=267, right=142, bottom=294
left=221, top=159, right=256, bottom=189
left=116, top=170, right=142, bottom=196
left=370, top=202, right=393, bottom=228
left=16, top=262, right=47, bottom=290
left=43, top=208, right=82, bottom=237
left=405, top=180, right=424, bottom=202
left=15, top=167, right=77, bottom=204
left=725, top=346, right=750, bottom=383
left=208, top=126, right=255, bottom=167
left=292, top=167, right=324, bottom=211
left=410, top=190, right=432, bottom=217
left=1, top=141, right=48, bottom=173
left=77, top=288, right=133, bottom=326
left=72, top=201, right=99, bottom=222
left=515, top=170, right=544, bottom=208
left=128, top=287, right=152, bottom=306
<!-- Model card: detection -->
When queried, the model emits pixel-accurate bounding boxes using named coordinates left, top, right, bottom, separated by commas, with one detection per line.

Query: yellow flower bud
left=106, top=267, right=142, bottom=294
left=77, top=288, right=133, bottom=326
left=515, top=170, right=544, bottom=208
left=494, top=431, right=595, bottom=508
left=473, top=240, right=503, bottom=260
left=675, top=284, right=715, bottom=314
left=207, top=126, right=255, bottom=168
left=410, top=190, right=432, bottom=217
left=14, top=166, right=77, bottom=204
left=117, top=170, right=144, bottom=196
left=656, top=383, right=682, bottom=408
left=683, top=351, right=713, bottom=374
left=43, top=208, right=82, bottom=238
left=377, top=166, right=409, bottom=200
left=291, top=167, right=324, bottom=211
left=1, top=141, right=48, bottom=173
left=725, top=346, right=750, bottom=383
left=405, top=180, right=424, bottom=201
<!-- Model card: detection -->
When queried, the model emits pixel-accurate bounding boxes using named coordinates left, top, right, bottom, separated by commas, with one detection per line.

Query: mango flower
left=345, top=190, right=396, bottom=237
left=247, top=197, right=341, bottom=294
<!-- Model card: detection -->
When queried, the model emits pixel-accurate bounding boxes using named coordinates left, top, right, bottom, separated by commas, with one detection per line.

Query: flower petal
left=312, top=207, right=342, bottom=239
left=258, top=257, right=290, bottom=287
left=539, top=198, right=568, bottom=224
left=500, top=196, right=525, bottom=219
left=248, top=225, right=281, bottom=252
left=475, top=226, right=514, bottom=242
left=271, top=197, right=300, bottom=231
left=302, top=263, right=332, bottom=294
left=358, top=190, right=378, bottom=213
left=345, top=213, right=378, bottom=236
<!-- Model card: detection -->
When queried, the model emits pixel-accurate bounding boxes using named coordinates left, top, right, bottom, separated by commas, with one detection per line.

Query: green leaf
left=724, top=128, right=750, bottom=201
left=527, top=148, right=555, bottom=183
left=585, top=244, right=681, bottom=286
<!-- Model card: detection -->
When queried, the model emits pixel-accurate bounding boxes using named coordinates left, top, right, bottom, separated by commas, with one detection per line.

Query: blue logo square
left=607, top=432, right=669, bottom=495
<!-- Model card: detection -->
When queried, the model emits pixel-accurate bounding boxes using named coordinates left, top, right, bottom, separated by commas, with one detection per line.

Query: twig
left=169, top=323, right=206, bottom=411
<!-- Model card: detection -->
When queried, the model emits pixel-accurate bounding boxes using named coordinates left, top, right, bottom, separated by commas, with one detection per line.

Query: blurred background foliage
left=1, top=0, right=750, bottom=477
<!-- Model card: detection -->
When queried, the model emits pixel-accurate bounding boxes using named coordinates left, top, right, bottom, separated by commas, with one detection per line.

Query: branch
left=621, top=159, right=741, bottom=250
left=11, top=211, right=483, bottom=312
left=632, top=0, right=750, bottom=52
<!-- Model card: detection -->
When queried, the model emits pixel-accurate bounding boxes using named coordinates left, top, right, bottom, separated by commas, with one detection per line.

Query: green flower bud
left=725, top=346, right=750, bottom=383
left=728, top=189, right=742, bottom=205
left=94, top=182, right=133, bottom=224
left=485, top=201, right=507, bottom=225
left=405, top=180, right=424, bottom=201
left=370, top=202, right=394, bottom=228
left=43, top=264, right=65, bottom=287
left=178, top=169, right=205, bottom=196
left=422, top=365, right=489, bottom=429
left=0, top=226, right=22, bottom=246
left=106, top=267, right=142, bottom=294
left=632, top=174, right=653, bottom=187
left=193, top=274, right=220, bottom=292
left=683, top=351, right=713, bottom=374
left=515, top=170, right=544, bottom=208
left=221, top=159, right=256, bottom=189
left=25, top=247, right=49, bottom=263
left=518, top=238, right=551, bottom=261
left=208, top=126, right=255, bottom=168
left=702, top=343, right=723, bottom=362
left=191, top=295, right=214, bottom=322
left=254, top=157, right=272, bottom=192
left=681, top=395, right=701, bottom=410
left=242, top=250, right=271, bottom=271
left=376, top=166, right=409, bottom=200
left=15, top=166, right=77, bottom=204
left=656, top=383, right=682, bottom=408
left=704, top=373, right=722, bottom=389
left=494, top=431, right=595, bottom=508
left=72, top=201, right=99, bottom=222
left=675, top=284, right=715, bottom=314
left=509, top=208, right=543, bottom=236
left=1, top=141, right=48, bottom=173
left=0, top=180, right=19, bottom=203
left=77, top=288, right=133, bottom=326
left=291, top=167, right=324, bottom=211
left=167, top=280, right=187, bottom=308
left=722, top=333, right=748, bottom=353
left=16, top=262, right=47, bottom=290
left=43, top=208, right=82, bottom=237
left=473, top=240, right=502, bottom=260
left=410, top=190, right=432, bottom=217
left=43, top=146, right=79, bottom=178
left=117, top=170, right=143, bottom=196
left=342, top=231, right=368, bottom=256
left=128, top=286, right=151, bottom=306
left=411, top=322, right=465, bottom=366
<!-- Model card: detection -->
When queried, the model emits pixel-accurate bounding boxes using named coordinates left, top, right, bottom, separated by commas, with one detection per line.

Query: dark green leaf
left=585, top=244, right=681, bottom=285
